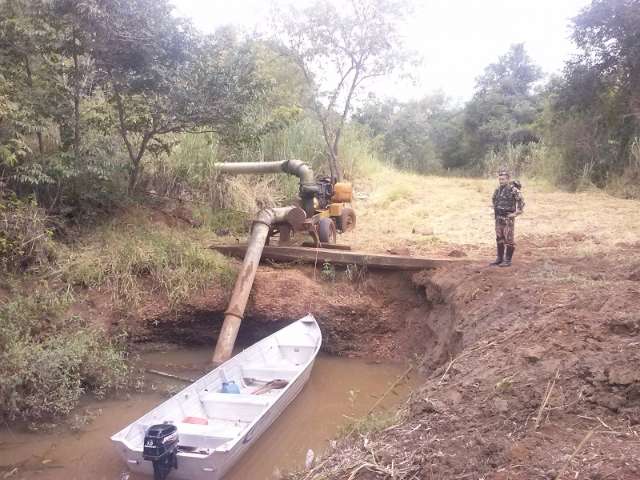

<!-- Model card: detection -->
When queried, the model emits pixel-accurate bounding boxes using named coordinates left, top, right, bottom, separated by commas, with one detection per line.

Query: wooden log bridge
left=211, top=244, right=456, bottom=270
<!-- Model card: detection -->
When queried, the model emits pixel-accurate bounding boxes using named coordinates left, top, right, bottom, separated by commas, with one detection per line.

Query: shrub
left=606, top=137, right=640, bottom=199
left=0, top=290, right=131, bottom=421
left=0, top=194, right=53, bottom=271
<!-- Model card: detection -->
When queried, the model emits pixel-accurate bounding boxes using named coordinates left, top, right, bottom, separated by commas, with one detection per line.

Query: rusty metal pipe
left=212, top=205, right=305, bottom=364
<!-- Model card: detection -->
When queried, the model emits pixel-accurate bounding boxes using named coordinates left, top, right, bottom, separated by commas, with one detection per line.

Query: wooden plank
left=211, top=244, right=456, bottom=270
left=300, top=242, right=352, bottom=251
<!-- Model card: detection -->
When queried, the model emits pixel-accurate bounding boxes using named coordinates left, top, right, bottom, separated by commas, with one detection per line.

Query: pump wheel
left=317, top=218, right=337, bottom=244
left=337, top=207, right=356, bottom=233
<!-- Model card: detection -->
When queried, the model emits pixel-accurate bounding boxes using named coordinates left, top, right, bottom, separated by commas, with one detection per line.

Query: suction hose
left=212, top=206, right=306, bottom=364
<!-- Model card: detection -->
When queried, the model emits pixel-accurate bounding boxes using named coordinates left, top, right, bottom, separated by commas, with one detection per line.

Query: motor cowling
left=314, top=176, right=335, bottom=210
left=143, top=424, right=178, bottom=480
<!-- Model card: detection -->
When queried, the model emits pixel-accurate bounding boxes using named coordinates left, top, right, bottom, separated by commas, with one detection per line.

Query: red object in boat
left=182, top=416, right=208, bottom=425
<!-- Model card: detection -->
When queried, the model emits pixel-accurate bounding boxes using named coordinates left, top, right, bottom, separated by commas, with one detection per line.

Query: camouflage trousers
left=495, top=216, right=516, bottom=247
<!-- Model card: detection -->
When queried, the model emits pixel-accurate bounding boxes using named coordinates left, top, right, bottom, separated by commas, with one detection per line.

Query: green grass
left=194, top=207, right=250, bottom=234
left=0, top=205, right=239, bottom=423
left=62, top=220, right=235, bottom=308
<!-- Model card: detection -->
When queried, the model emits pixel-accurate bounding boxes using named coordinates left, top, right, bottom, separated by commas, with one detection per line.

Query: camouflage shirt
left=492, top=183, right=525, bottom=216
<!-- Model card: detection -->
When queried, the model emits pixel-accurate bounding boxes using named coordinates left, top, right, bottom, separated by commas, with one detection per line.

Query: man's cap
left=497, top=169, right=510, bottom=177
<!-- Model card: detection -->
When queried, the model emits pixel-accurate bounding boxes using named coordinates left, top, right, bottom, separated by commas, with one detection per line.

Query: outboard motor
left=143, top=424, right=178, bottom=480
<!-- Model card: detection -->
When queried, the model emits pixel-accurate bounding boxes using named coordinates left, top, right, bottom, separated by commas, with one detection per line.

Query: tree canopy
left=273, top=0, right=414, bottom=179
left=463, top=43, right=543, bottom=163
left=0, top=0, right=282, bottom=201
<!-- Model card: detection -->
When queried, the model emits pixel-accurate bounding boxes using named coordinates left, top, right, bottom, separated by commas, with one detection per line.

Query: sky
left=171, top=0, right=592, bottom=103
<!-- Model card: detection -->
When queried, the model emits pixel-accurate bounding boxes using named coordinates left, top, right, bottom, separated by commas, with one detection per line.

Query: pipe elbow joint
left=283, top=159, right=314, bottom=185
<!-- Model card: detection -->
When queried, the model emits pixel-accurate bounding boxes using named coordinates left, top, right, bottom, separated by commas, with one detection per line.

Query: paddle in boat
left=111, top=314, right=322, bottom=480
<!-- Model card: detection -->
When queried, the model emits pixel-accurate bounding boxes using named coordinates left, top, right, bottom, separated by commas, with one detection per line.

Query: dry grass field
left=342, top=168, right=640, bottom=257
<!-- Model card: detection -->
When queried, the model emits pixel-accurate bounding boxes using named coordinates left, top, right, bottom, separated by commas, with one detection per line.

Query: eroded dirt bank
left=286, top=243, right=640, bottom=479
left=118, top=265, right=458, bottom=362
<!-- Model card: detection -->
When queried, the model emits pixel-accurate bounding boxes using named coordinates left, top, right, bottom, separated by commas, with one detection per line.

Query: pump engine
left=314, top=176, right=335, bottom=210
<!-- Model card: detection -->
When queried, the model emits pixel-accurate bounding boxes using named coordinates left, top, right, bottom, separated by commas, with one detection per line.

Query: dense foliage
left=355, top=1, right=640, bottom=191
left=544, top=0, right=640, bottom=190
left=4, top=0, right=636, bottom=202
left=0, top=0, right=281, bottom=208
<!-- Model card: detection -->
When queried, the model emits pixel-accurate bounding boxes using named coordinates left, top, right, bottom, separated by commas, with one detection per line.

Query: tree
left=0, top=0, right=61, bottom=158
left=464, top=44, right=543, bottom=164
left=273, top=0, right=414, bottom=180
left=0, top=0, right=85, bottom=203
left=353, top=95, right=398, bottom=137
left=80, top=0, right=270, bottom=192
left=1, top=0, right=280, bottom=202
left=537, top=0, right=640, bottom=189
left=355, top=93, right=464, bottom=172
left=564, top=0, right=640, bottom=176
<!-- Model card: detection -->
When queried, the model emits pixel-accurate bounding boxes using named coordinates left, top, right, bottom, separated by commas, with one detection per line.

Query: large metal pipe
left=214, top=159, right=314, bottom=184
left=212, top=205, right=305, bottom=364
left=215, top=160, right=317, bottom=216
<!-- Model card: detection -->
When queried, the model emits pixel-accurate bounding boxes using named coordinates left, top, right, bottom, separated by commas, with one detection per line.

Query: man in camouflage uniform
left=490, top=170, right=525, bottom=267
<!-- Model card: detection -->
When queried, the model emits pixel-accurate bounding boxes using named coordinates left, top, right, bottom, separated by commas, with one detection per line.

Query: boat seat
left=176, top=422, right=234, bottom=449
left=200, top=392, right=270, bottom=422
left=277, top=345, right=315, bottom=364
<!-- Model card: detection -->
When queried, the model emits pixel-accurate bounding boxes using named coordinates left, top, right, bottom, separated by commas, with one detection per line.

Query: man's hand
left=508, top=212, right=517, bottom=218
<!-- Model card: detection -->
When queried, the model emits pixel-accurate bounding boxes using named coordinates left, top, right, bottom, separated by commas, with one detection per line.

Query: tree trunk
left=128, top=158, right=141, bottom=193
left=72, top=28, right=81, bottom=163
left=23, top=56, right=44, bottom=156
left=329, top=144, right=342, bottom=181
left=36, top=132, right=44, bottom=156
left=126, top=134, right=152, bottom=194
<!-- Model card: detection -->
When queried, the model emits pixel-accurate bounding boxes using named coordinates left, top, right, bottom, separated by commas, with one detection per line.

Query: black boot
left=500, top=246, right=514, bottom=267
left=490, top=243, right=504, bottom=266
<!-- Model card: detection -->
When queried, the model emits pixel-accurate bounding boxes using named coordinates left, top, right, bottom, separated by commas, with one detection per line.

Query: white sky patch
left=171, top=0, right=591, bottom=102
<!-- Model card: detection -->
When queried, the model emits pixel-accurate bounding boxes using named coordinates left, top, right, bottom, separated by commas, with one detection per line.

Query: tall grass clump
left=146, top=133, right=218, bottom=200
left=338, top=123, right=384, bottom=180
left=63, top=221, right=235, bottom=308
left=0, top=290, right=131, bottom=421
left=606, top=137, right=640, bottom=198
left=0, top=193, right=54, bottom=271
left=239, top=117, right=384, bottom=181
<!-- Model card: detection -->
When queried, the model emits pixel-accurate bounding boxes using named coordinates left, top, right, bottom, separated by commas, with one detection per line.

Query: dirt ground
left=71, top=171, right=640, bottom=479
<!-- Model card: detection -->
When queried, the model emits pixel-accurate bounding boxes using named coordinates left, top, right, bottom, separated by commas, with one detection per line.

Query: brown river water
left=1, top=347, right=417, bottom=480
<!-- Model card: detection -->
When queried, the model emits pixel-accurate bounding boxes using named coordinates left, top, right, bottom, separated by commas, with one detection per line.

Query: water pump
left=143, top=424, right=179, bottom=480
